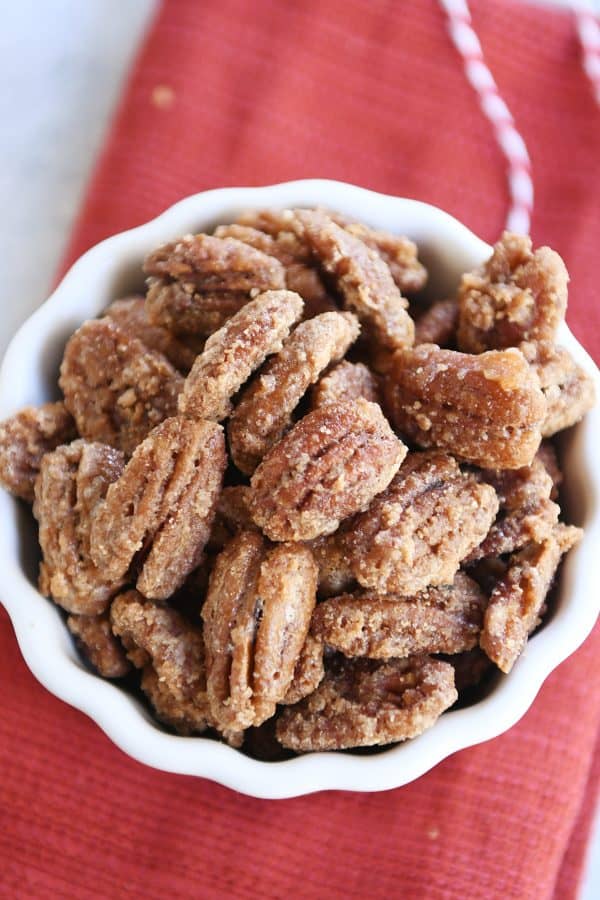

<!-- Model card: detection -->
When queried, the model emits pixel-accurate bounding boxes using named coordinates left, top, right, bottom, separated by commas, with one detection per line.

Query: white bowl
left=1, top=180, right=599, bottom=799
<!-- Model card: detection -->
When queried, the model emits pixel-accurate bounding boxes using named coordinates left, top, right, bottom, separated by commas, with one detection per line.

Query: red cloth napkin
left=2, top=1, right=599, bottom=897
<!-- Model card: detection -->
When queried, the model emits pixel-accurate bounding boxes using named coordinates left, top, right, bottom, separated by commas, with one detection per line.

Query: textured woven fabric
left=1, top=1, right=599, bottom=898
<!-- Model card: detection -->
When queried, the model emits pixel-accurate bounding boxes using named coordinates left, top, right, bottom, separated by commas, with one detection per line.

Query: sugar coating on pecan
left=308, top=532, right=357, bottom=598
left=293, top=209, right=415, bottom=351
left=144, top=232, right=286, bottom=294
left=310, top=360, right=380, bottom=410
left=480, top=523, right=582, bottom=673
left=414, top=298, right=459, bottom=348
left=280, top=633, right=325, bottom=706
left=228, top=311, right=360, bottom=473
left=312, top=572, right=487, bottom=658
left=466, top=457, right=559, bottom=562
left=343, top=223, right=428, bottom=294
left=249, top=398, right=407, bottom=541
left=344, top=451, right=498, bottom=595
left=59, top=318, right=183, bottom=455
left=520, top=340, right=596, bottom=437
left=383, top=344, right=546, bottom=469
left=276, top=655, right=457, bottom=751
left=104, top=296, right=200, bottom=372
left=457, top=232, right=568, bottom=353
left=111, top=590, right=213, bottom=734
left=0, top=402, right=77, bottom=502
left=177, top=290, right=304, bottom=421
left=202, top=531, right=318, bottom=731
left=91, top=416, right=226, bottom=600
left=67, top=612, right=131, bottom=678
left=34, top=440, right=125, bottom=614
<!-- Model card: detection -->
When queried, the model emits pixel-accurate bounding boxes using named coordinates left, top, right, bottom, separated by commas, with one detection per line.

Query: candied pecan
left=343, top=223, right=427, bottom=294
left=457, top=232, right=569, bottom=353
left=310, top=360, right=380, bottom=410
left=91, top=416, right=226, bottom=600
left=228, top=311, right=360, bottom=473
left=0, top=401, right=76, bottom=502
left=234, top=209, right=311, bottom=260
left=202, top=532, right=318, bottom=731
left=59, top=318, right=183, bottom=455
left=414, top=298, right=459, bottom=347
left=177, top=290, right=304, bottom=421
left=145, top=280, right=249, bottom=339
left=111, top=590, right=213, bottom=734
left=383, top=344, right=546, bottom=469
left=443, top=648, right=494, bottom=693
left=104, top=296, right=200, bottom=371
left=312, top=573, right=486, bottom=658
left=535, top=441, right=562, bottom=500
left=280, top=633, right=325, bottom=706
left=466, top=458, right=559, bottom=562
left=308, top=532, right=357, bottom=598
left=480, top=523, right=582, bottom=673
left=249, top=399, right=407, bottom=541
left=144, top=232, right=286, bottom=294
left=520, top=340, right=596, bottom=437
left=66, top=612, right=131, bottom=678
left=293, top=209, right=415, bottom=351
left=214, top=222, right=337, bottom=316
left=344, top=451, right=498, bottom=595
left=34, top=440, right=125, bottom=614
left=276, top=655, right=457, bottom=751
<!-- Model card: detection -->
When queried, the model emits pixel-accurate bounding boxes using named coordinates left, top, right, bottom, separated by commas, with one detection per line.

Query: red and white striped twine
left=574, top=1, right=600, bottom=105
left=438, top=0, right=533, bottom=235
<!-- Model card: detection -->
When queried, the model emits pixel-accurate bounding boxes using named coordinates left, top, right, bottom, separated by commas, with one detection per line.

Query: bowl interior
left=0, top=180, right=598, bottom=798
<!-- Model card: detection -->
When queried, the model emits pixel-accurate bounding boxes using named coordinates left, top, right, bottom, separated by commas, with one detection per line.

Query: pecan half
left=67, top=612, right=131, bottom=678
left=59, top=318, right=183, bottom=455
left=0, top=401, right=76, bottom=502
left=91, top=416, right=226, bottom=600
left=177, top=290, right=304, bottom=421
left=293, top=209, right=415, bottom=351
left=228, top=310, right=360, bottom=473
left=480, top=523, right=582, bottom=672
left=202, top=532, right=318, bottom=732
left=276, top=655, right=457, bottom=751
left=344, top=451, right=499, bottom=595
left=144, top=232, right=286, bottom=293
left=111, top=590, right=213, bottom=735
left=249, top=398, right=407, bottom=541
left=312, top=573, right=487, bottom=658
left=457, top=232, right=568, bottom=353
left=520, top=340, right=596, bottom=437
left=383, top=344, right=546, bottom=469
left=466, top=457, right=559, bottom=562
left=34, top=440, right=125, bottom=614
left=214, top=221, right=336, bottom=318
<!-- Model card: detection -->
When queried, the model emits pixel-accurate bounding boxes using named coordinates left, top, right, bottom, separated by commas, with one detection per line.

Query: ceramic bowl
left=1, top=180, right=598, bottom=798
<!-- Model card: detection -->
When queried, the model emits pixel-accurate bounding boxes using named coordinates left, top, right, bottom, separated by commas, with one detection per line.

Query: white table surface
left=0, top=1, right=597, bottom=895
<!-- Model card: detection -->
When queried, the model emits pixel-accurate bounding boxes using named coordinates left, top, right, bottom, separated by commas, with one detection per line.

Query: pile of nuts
left=0, top=208, right=594, bottom=755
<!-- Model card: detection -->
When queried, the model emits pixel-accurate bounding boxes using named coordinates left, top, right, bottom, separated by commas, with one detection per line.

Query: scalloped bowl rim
left=0, top=180, right=598, bottom=799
